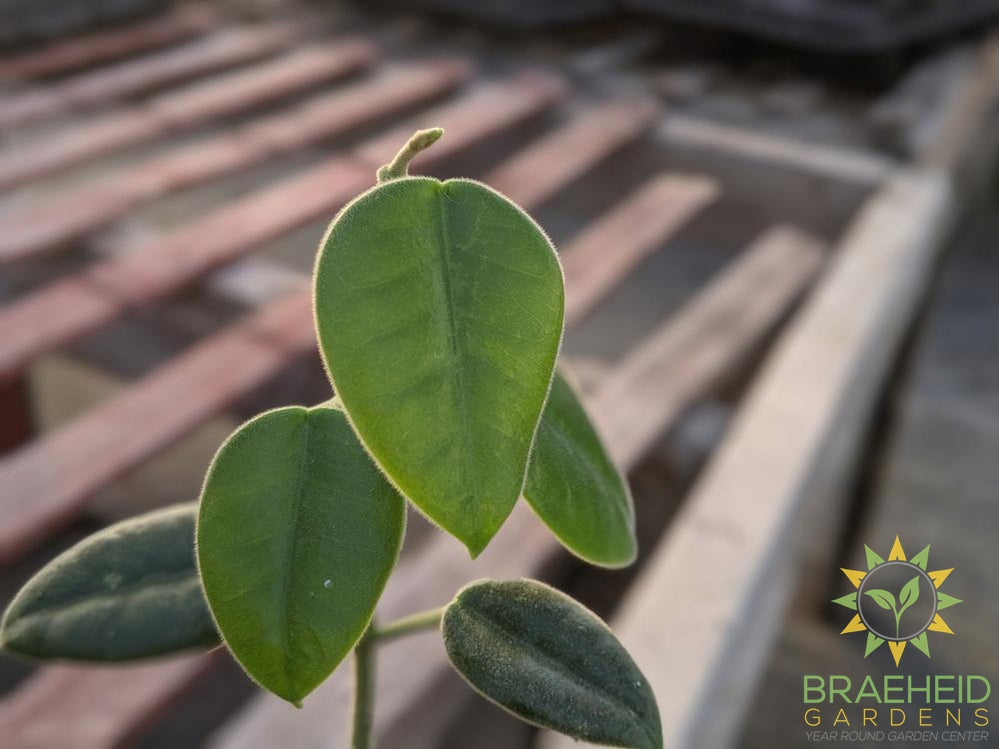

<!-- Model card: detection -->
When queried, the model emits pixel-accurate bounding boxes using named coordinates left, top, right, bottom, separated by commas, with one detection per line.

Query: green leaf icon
left=864, top=589, right=897, bottom=613
left=898, top=575, right=920, bottom=616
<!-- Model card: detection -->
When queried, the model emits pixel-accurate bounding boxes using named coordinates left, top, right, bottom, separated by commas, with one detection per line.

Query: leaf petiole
left=371, top=607, right=445, bottom=643
left=375, top=127, right=444, bottom=183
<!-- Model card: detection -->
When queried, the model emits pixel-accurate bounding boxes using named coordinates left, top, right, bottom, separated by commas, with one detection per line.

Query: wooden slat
left=0, top=6, right=217, bottom=82
left=0, top=41, right=374, bottom=192
left=562, top=173, right=717, bottom=326
left=350, top=71, right=566, bottom=170
left=589, top=226, right=826, bottom=466
left=0, top=22, right=298, bottom=130
left=0, top=74, right=570, bottom=559
left=485, top=97, right=658, bottom=208
left=212, top=225, right=824, bottom=749
left=0, top=58, right=470, bottom=262
left=542, top=172, right=954, bottom=749
left=0, top=654, right=214, bottom=749
left=660, top=115, right=893, bottom=189
left=0, top=74, right=562, bottom=386
left=0, top=289, right=313, bottom=565
left=0, top=160, right=371, bottom=389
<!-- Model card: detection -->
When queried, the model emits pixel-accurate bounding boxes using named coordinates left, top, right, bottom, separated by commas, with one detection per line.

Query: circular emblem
left=833, top=536, right=961, bottom=666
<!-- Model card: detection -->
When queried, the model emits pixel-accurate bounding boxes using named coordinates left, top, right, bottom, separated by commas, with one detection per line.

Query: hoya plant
left=0, top=129, right=662, bottom=748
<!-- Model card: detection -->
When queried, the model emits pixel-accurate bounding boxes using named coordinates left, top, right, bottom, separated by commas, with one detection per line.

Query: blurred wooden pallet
left=0, top=5, right=217, bottom=81
left=0, top=8, right=994, bottom=749
left=542, top=33, right=999, bottom=749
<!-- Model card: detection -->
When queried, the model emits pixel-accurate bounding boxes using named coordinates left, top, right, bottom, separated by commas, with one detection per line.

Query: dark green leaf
left=1, top=503, right=217, bottom=661
left=525, top=373, right=635, bottom=568
left=864, top=589, right=897, bottom=612
left=442, top=579, right=662, bottom=748
left=197, top=405, right=405, bottom=705
left=314, top=176, right=564, bottom=556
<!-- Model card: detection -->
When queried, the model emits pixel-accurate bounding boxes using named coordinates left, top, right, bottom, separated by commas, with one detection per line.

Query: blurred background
left=0, top=0, right=997, bottom=747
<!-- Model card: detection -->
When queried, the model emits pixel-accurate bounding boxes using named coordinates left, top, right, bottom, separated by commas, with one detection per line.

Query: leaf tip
left=464, top=538, right=487, bottom=560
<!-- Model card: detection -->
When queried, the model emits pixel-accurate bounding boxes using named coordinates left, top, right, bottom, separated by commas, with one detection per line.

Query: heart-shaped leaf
left=442, top=579, right=662, bottom=748
left=525, top=372, right=636, bottom=568
left=197, top=405, right=405, bottom=705
left=1, top=503, right=218, bottom=661
left=314, top=176, right=564, bottom=557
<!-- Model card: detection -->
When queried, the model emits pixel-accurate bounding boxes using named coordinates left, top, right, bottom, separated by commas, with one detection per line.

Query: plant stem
left=348, top=609, right=443, bottom=747
left=372, top=607, right=445, bottom=643
left=351, top=625, right=376, bottom=749
left=376, top=128, right=444, bottom=183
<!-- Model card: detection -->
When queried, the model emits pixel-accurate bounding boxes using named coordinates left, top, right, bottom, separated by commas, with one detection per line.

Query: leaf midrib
left=460, top=602, right=659, bottom=747
left=432, top=186, right=476, bottom=505
left=8, top=570, right=200, bottom=630
left=279, top=410, right=312, bottom=694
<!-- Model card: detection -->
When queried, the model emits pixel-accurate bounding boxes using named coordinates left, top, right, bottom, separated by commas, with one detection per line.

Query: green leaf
left=897, top=574, right=920, bottom=616
left=197, top=405, right=405, bottom=705
left=314, top=176, right=564, bottom=557
left=1, top=503, right=218, bottom=661
left=442, top=579, right=662, bottom=749
left=864, top=589, right=897, bottom=612
left=525, top=373, right=636, bottom=568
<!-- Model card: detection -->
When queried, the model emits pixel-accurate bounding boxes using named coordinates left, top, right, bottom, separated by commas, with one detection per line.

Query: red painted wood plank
left=0, top=5, right=218, bottom=81
left=563, top=174, right=718, bottom=326
left=0, top=58, right=471, bottom=262
left=0, top=74, right=563, bottom=386
left=352, top=71, right=566, bottom=170
left=0, top=22, right=298, bottom=130
left=0, top=160, right=371, bottom=387
left=0, top=290, right=314, bottom=565
left=486, top=97, right=659, bottom=208
left=0, top=41, right=374, bottom=191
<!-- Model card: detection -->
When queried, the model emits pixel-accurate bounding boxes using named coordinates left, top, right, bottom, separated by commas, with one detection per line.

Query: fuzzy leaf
left=314, top=176, right=564, bottom=556
left=442, top=579, right=662, bottom=748
left=525, top=373, right=636, bottom=568
left=864, top=589, right=897, bottom=612
left=197, top=405, right=405, bottom=705
left=1, top=503, right=218, bottom=661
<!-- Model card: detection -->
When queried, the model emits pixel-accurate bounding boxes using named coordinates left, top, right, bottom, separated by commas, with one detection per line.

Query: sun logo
left=833, top=536, right=962, bottom=667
